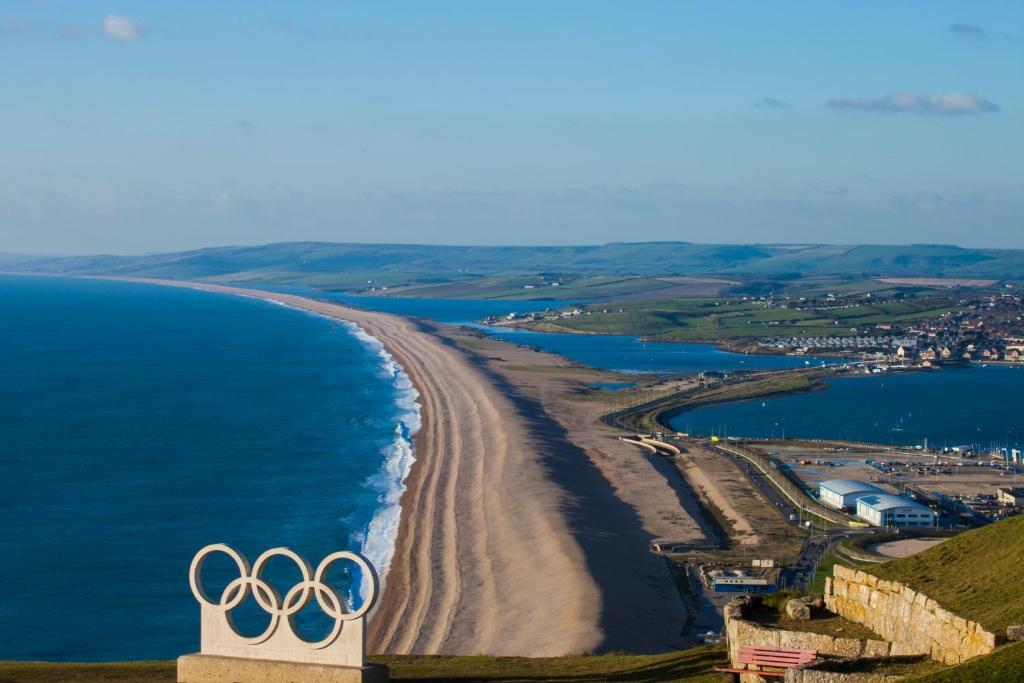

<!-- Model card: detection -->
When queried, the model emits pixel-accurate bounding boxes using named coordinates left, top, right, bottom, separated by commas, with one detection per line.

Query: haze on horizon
left=2, top=1, right=1021, bottom=255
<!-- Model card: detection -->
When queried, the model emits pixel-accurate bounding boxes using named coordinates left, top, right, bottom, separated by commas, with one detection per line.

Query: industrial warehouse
left=855, top=493, right=937, bottom=527
left=818, top=479, right=885, bottom=511
left=779, top=441, right=1024, bottom=528
left=817, top=480, right=937, bottom=527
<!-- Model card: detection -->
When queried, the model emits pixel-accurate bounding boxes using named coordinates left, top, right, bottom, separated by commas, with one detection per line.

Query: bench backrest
left=737, top=646, right=817, bottom=668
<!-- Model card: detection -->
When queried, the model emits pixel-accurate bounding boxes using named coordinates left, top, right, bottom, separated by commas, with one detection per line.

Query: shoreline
left=498, top=319, right=852, bottom=358
left=339, top=319, right=422, bottom=598
left=109, top=277, right=608, bottom=657
left=190, top=281, right=423, bottom=593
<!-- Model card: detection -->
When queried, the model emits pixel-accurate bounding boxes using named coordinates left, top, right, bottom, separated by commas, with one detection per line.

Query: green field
left=368, top=274, right=703, bottom=301
left=527, top=295, right=961, bottom=342
left=0, top=647, right=727, bottom=682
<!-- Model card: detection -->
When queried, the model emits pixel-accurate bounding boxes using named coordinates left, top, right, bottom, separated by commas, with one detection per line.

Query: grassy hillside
left=872, top=514, right=1024, bottom=634
left=7, top=242, right=1024, bottom=287
left=0, top=647, right=726, bottom=682
left=911, top=641, right=1024, bottom=682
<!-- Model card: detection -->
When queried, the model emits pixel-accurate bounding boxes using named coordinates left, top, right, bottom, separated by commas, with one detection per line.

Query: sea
left=0, top=276, right=421, bottom=660
left=2, top=276, right=1022, bottom=661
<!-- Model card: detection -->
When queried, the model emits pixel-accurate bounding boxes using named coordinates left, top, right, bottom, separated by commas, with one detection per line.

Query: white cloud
left=754, top=97, right=790, bottom=109
left=950, top=24, right=986, bottom=39
left=826, top=92, right=999, bottom=116
left=102, top=14, right=141, bottom=41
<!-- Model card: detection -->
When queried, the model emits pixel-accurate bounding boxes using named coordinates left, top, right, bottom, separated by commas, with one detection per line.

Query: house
left=856, top=494, right=936, bottom=528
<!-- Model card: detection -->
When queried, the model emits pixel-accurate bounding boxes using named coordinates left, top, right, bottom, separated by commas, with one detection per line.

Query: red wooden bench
left=715, top=645, right=818, bottom=679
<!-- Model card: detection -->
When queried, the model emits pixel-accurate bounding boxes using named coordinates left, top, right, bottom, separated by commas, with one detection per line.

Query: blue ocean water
left=668, top=365, right=1024, bottom=451
left=0, top=276, right=418, bottom=661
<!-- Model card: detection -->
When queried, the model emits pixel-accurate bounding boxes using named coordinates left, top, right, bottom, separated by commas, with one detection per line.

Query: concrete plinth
left=177, top=654, right=389, bottom=683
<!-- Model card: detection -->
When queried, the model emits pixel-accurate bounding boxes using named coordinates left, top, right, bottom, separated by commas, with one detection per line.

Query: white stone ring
left=188, top=544, right=378, bottom=648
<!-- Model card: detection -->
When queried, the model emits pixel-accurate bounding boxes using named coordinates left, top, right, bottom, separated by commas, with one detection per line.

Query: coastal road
left=711, top=441, right=804, bottom=525
left=705, top=439, right=880, bottom=589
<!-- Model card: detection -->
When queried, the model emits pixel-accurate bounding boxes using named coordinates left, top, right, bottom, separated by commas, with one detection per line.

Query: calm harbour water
left=668, top=365, right=1024, bottom=451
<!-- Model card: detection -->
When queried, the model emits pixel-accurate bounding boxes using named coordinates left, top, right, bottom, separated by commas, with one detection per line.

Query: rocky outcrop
left=786, top=596, right=824, bottom=621
left=787, top=600, right=812, bottom=621
left=1007, top=625, right=1024, bottom=642
left=824, top=564, right=997, bottom=665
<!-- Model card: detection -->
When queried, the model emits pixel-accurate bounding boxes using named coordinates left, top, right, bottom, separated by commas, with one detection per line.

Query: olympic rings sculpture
left=188, top=544, right=378, bottom=664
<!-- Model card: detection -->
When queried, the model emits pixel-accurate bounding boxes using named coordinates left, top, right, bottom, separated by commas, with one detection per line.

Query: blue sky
left=1, top=1, right=1021, bottom=253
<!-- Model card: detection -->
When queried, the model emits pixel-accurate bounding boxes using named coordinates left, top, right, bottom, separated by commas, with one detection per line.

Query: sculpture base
left=177, top=654, right=389, bottom=682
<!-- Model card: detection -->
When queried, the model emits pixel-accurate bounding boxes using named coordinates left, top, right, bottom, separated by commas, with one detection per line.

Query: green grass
left=382, top=649, right=727, bottom=681
left=870, top=514, right=1024, bottom=634
left=532, top=295, right=963, bottom=343
left=0, top=661, right=175, bottom=682
left=811, top=550, right=875, bottom=594
left=910, top=641, right=1024, bottom=682
left=0, top=648, right=728, bottom=682
left=383, top=275, right=691, bottom=301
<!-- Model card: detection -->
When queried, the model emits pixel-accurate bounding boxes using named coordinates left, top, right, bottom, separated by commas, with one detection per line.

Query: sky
left=1, top=1, right=1022, bottom=254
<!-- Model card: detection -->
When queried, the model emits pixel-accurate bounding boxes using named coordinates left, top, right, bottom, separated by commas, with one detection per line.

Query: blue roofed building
left=856, top=494, right=937, bottom=528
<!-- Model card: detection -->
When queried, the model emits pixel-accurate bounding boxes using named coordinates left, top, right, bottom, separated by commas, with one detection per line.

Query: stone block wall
left=784, top=667, right=902, bottom=683
left=824, top=564, right=997, bottom=665
left=723, top=596, right=897, bottom=682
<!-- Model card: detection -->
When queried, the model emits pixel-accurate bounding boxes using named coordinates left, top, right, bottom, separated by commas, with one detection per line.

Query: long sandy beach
left=123, top=279, right=606, bottom=656
left=114, top=278, right=697, bottom=656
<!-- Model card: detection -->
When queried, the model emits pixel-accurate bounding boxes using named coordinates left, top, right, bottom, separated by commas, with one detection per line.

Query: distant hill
left=4, top=242, right=1024, bottom=287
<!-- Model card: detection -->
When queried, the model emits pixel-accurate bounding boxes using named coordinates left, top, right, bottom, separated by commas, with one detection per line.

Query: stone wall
left=824, top=564, right=997, bottom=665
left=723, top=596, right=898, bottom=683
left=784, top=667, right=901, bottom=683
left=726, top=605, right=896, bottom=662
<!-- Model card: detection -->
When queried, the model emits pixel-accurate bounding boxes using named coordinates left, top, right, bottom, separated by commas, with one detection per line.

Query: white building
left=997, top=487, right=1024, bottom=507
left=818, top=479, right=884, bottom=510
left=856, top=494, right=936, bottom=528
